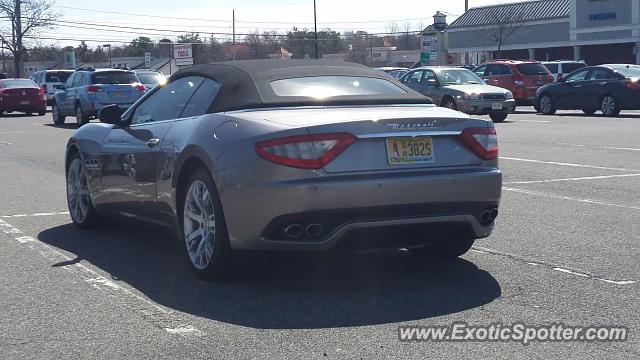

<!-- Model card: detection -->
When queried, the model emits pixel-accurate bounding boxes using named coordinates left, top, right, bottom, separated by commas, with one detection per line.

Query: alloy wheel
left=67, top=158, right=90, bottom=224
left=539, top=96, right=552, bottom=114
left=183, top=180, right=216, bottom=270
left=601, top=96, right=616, bottom=116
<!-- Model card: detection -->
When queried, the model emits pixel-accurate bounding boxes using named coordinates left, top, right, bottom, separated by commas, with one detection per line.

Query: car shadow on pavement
left=43, top=123, right=78, bottom=129
left=38, top=223, right=501, bottom=329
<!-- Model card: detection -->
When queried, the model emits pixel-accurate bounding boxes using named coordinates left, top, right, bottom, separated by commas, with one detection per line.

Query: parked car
left=536, top=64, right=640, bottom=117
left=65, top=60, right=501, bottom=279
left=401, top=67, right=515, bottom=122
left=52, top=68, right=146, bottom=126
left=375, top=66, right=408, bottom=73
left=388, top=69, right=409, bottom=80
left=541, top=60, right=587, bottom=81
left=473, top=60, right=554, bottom=105
left=133, top=69, right=167, bottom=90
left=30, top=70, right=74, bottom=105
left=0, top=78, right=47, bottom=116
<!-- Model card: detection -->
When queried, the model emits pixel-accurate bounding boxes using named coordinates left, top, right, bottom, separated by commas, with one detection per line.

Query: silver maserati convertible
left=65, top=60, right=502, bottom=279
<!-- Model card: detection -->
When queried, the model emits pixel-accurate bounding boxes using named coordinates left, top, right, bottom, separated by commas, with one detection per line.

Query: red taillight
left=512, top=72, right=525, bottom=86
left=457, top=127, right=499, bottom=160
left=133, top=83, right=146, bottom=91
left=87, top=85, right=102, bottom=94
left=38, top=87, right=45, bottom=96
left=41, top=84, right=48, bottom=92
left=624, top=79, right=640, bottom=90
left=256, top=133, right=356, bottom=169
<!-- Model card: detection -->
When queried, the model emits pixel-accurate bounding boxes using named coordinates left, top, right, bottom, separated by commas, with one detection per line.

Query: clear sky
left=35, top=0, right=530, bottom=47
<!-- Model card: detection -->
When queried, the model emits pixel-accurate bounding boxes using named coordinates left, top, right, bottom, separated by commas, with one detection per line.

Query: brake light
left=87, top=85, right=102, bottom=94
left=133, top=83, right=146, bottom=91
left=512, top=72, right=525, bottom=86
left=38, top=87, right=45, bottom=96
left=624, top=78, right=640, bottom=90
left=41, top=84, right=48, bottom=92
left=457, top=127, right=499, bottom=160
left=256, top=133, right=356, bottom=169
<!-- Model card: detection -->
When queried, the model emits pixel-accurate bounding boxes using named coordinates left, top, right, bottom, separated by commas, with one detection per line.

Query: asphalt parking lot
left=1, top=108, right=638, bottom=359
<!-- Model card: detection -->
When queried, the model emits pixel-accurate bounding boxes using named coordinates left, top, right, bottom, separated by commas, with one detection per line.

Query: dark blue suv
left=52, top=68, right=147, bottom=125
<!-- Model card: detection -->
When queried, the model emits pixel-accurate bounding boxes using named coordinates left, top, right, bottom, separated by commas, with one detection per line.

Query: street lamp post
left=103, top=44, right=112, bottom=68
left=314, top=0, right=318, bottom=59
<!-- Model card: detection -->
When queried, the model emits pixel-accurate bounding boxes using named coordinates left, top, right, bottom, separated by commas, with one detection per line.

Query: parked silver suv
left=401, top=67, right=516, bottom=122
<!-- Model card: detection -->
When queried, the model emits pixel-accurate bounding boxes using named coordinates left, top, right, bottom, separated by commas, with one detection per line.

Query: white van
left=30, top=70, right=74, bottom=105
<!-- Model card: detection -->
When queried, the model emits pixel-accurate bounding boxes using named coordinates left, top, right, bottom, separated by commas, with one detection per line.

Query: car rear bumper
left=0, top=99, right=47, bottom=112
left=219, top=167, right=502, bottom=251
left=459, top=99, right=516, bottom=115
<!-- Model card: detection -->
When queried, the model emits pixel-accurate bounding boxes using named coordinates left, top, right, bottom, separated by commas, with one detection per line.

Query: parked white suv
left=541, top=61, right=587, bottom=82
left=30, top=70, right=74, bottom=105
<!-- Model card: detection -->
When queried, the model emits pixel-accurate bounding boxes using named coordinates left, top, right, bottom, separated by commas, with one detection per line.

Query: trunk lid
left=94, top=84, right=144, bottom=105
left=240, top=105, right=491, bottom=173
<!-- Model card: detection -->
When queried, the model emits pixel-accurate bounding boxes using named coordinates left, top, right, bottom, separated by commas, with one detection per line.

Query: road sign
left=144, top=52, right=151, bottom=68
left=174, top=44, right=194, bottom=66
left=421, top=34, right=439, bottom=66
left=64, top=50, right=75, bottom=69
left=420, top=52, right=430, bottom=66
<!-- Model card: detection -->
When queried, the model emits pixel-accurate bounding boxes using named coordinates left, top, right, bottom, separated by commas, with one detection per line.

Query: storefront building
left=446, top=0, right=640, bottom=65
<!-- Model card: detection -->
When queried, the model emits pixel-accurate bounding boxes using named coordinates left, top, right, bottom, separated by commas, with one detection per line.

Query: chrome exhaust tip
left=305, top=224, right=323, bottom=238
left=284, top=224, right=303, bottom=239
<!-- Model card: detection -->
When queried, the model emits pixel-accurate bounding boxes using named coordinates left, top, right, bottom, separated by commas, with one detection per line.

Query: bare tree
left=478, top=6, right=525, bottom=59
left=0, top=0, right=59, bottom=77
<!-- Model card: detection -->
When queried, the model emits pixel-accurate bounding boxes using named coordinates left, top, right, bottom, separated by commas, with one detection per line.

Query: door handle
left=574, top=85, right=582, bottom=88
left=146, top=138, right=160, bottom=147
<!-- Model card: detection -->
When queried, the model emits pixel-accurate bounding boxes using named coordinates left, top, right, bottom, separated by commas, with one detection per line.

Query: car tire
left=600, top=94, right=620, bottom=117
left=582, top=108, right=597, bottom=116
left=75, top=104, right=89, bottom=126
left=38, top=110, right=46, bottom=116
left=179, top=168, right=232, bottom=280
left=409, top=238, right=476, bottom=259
left=52, top=104, right=65, bottom=124
left=538, top=94, right=556, bottom=115
left=442, top=98, right=457, bottom=110
left=489, top=111, right=508, bottom=123
left=66, top=152, right=100, bottom=229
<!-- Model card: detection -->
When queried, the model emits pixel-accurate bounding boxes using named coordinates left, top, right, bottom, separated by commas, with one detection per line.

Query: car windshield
left=2, top=79, right=35, bottom=88
left=270, top=76, right=407, bottom=98
left=137, top=72, right=166, bottom=86
left=612, top=66, right=640, bottom=78
left=437, top=69, right=485, bottom=85
left=517, top=63, right=550, bottom=75
left=46, top=72, right=72, bottom=83
left=91, top=72, right=139, bottom=84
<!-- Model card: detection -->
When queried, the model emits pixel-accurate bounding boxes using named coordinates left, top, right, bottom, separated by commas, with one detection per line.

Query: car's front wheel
left=489, top=111, right=508, bottom=123
left=67, top=153, right=99, bottom=229
left=409, top=238, right=475, bottom=259
left=179, top=169, right=232, bottom=279
left=538, top=94, right=556, bottom=115
left=52, top=103, right=65, bottom=124
left=442, top=98, right=457, bottom=110
left=600, top=94, right=620, bottom=117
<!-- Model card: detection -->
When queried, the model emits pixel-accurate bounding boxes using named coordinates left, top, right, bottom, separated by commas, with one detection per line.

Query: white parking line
left=503, top=173, right=640, bottom=185
left=0, top=218, right=203, bottom=337
left=604, top=146, right=640, bottom=152
left=503, top=187, right=640, bottom=211
left=1, top=211, right=69, bottom=219
left=473, top=246, right=635, bottom=285
left=514, top=120, right=551, bottom=123
left=500, top=157, right=640, bottom=172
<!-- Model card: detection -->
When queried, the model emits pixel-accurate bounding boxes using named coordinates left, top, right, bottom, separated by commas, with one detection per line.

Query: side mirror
left=98, top=104, right=125, bottom=125
left=426, top=79, right=439, bottom=87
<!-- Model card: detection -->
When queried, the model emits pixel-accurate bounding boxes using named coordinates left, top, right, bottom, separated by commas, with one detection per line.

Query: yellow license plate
left=386, top=136, right=434, bottom=165
left=112, top=92, right=125, bottom=97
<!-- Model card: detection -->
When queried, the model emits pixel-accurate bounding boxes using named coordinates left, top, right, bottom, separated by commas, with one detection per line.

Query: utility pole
left=232, top=10, right=236, bottom=61
left=465, top=0, right=469, bottom=12
left=313, top=0, right=318, bottom=59
left=14, top=0, right=22, bottom=77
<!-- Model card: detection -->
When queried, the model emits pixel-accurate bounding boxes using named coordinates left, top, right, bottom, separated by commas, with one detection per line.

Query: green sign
left=421, top=52, right=430, bottom=66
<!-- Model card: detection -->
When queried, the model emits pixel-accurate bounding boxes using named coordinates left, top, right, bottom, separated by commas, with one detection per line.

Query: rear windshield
left=2, top=79, right=36, bottom=88
left=270, top=76, right=407, bottom=98
left=91, top=72, right=139, bottom=85
left=612, top=66, right=640, bottom=78
left=563, top=63, right=587, bottom=73
left=46, top=72, right=72, bottom=83
left=517, top=63, right=550, bottom=75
